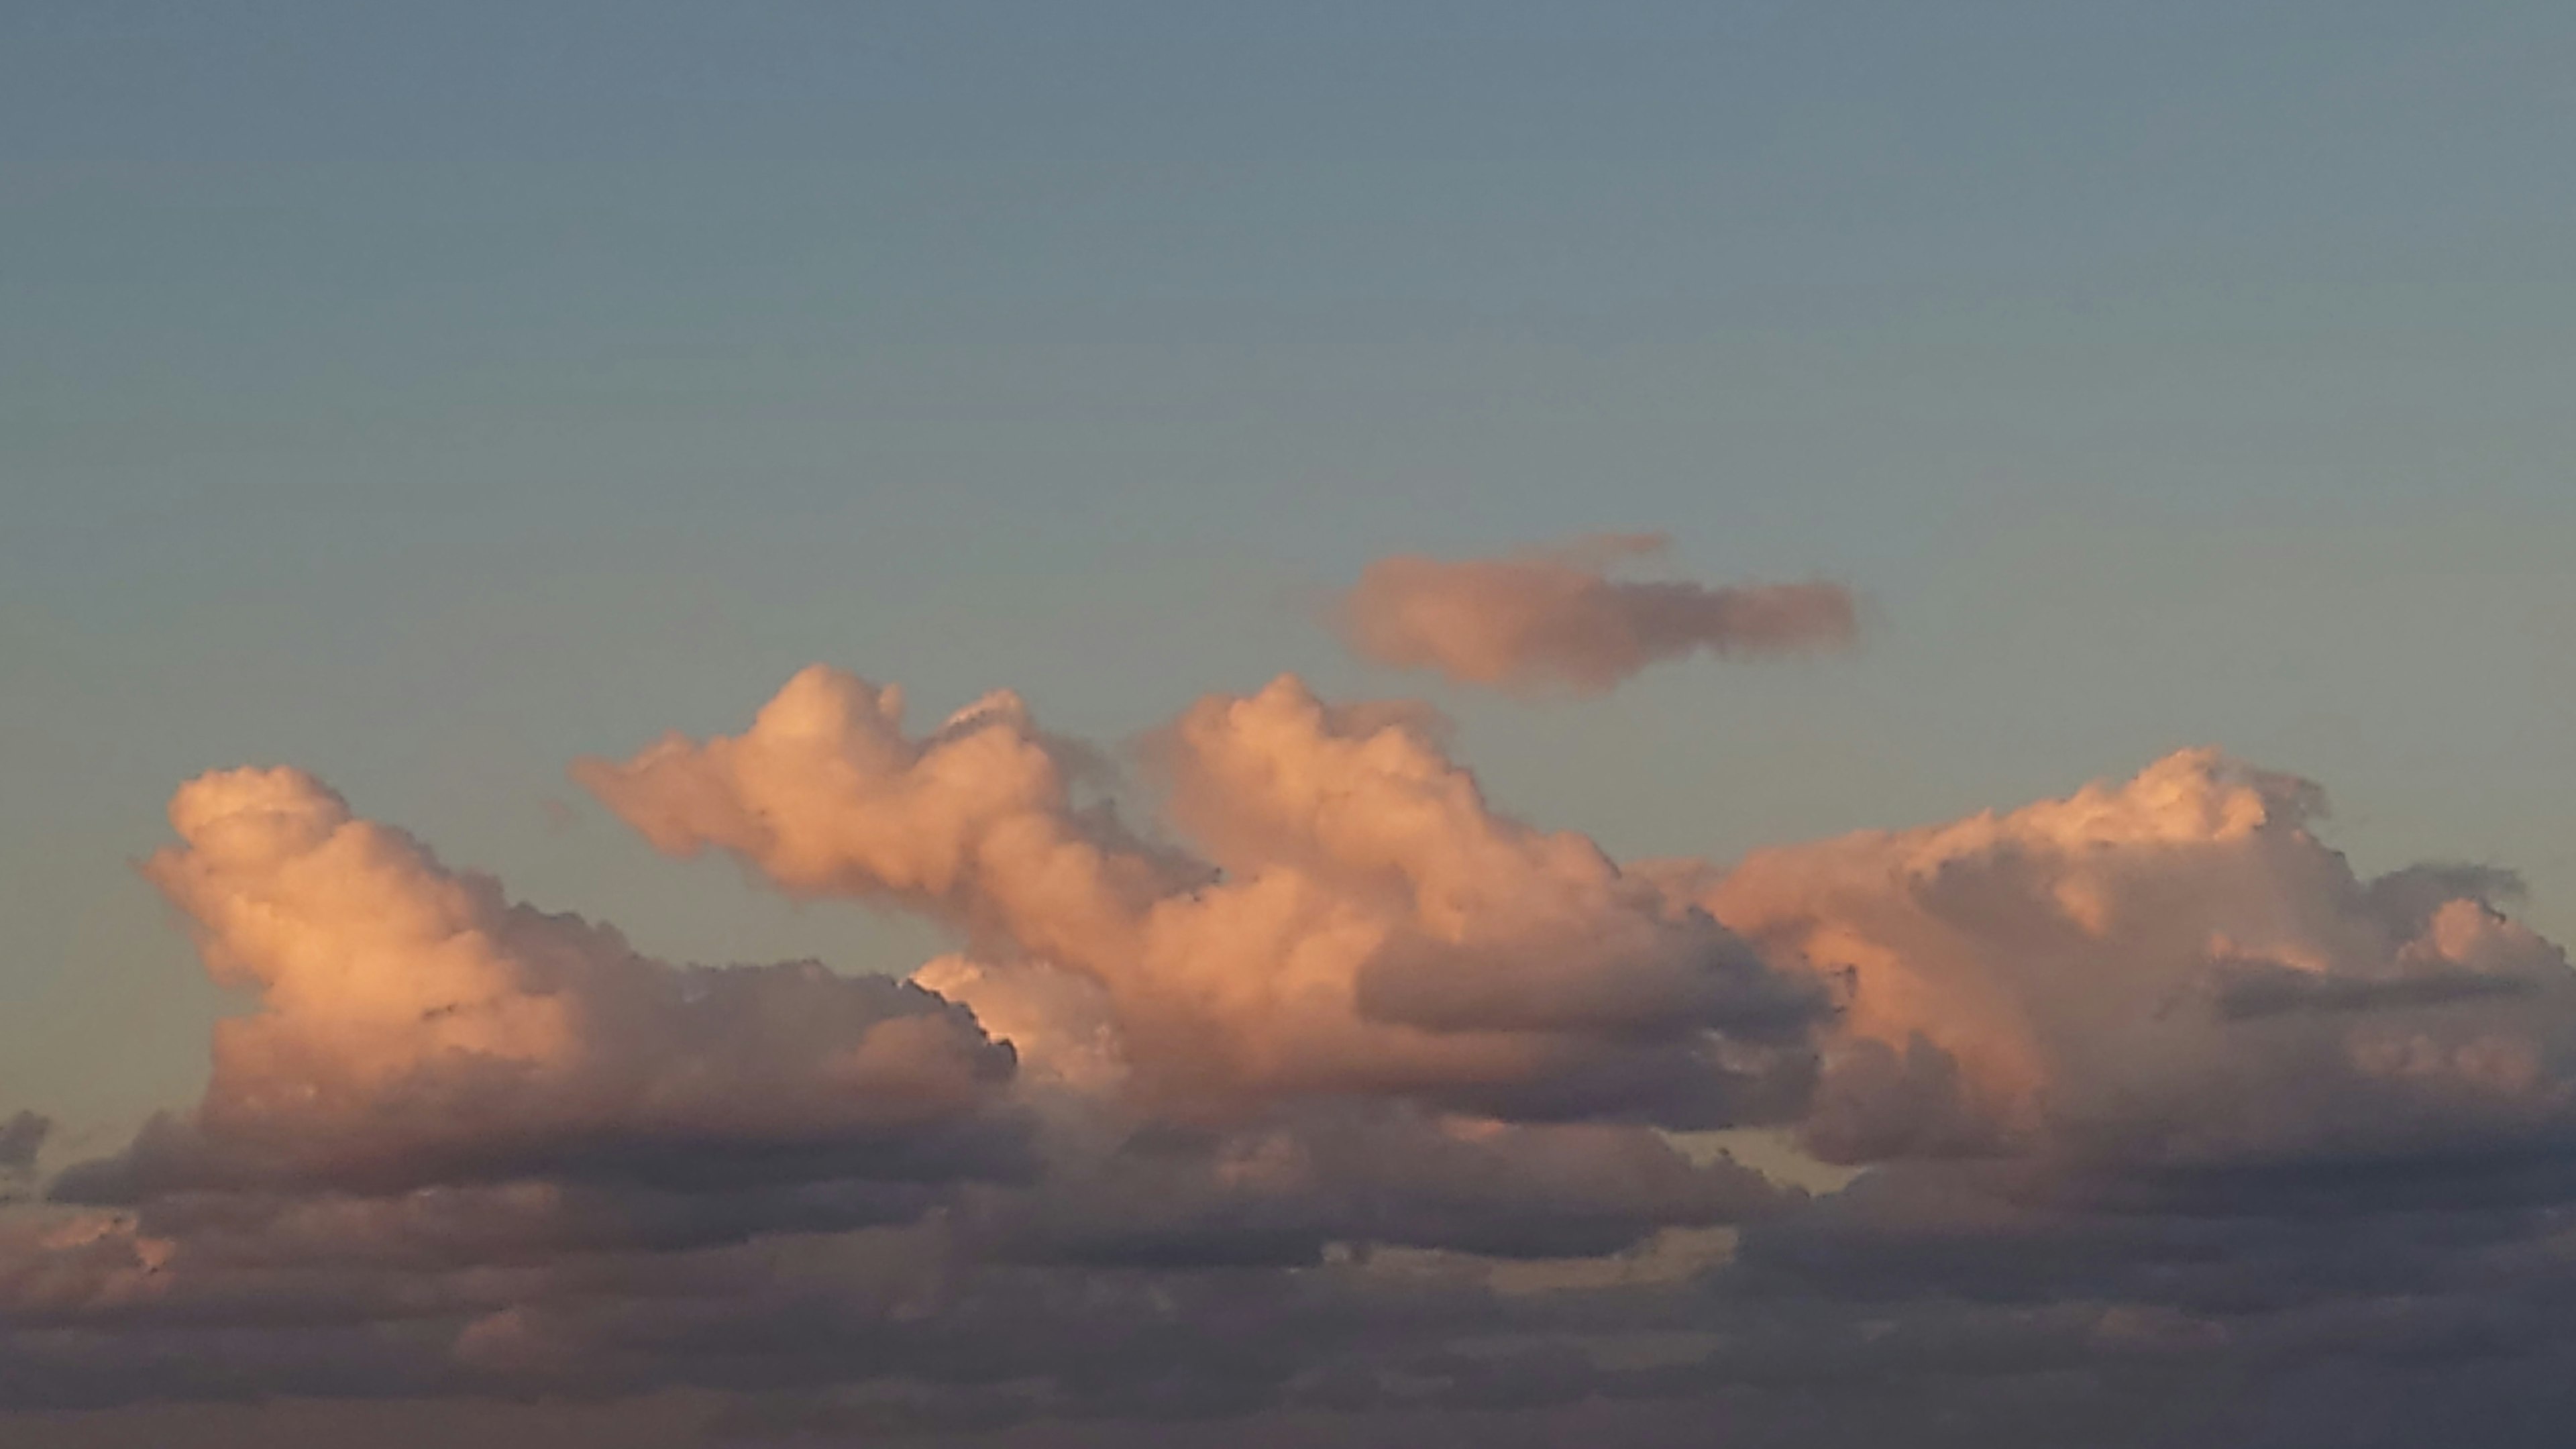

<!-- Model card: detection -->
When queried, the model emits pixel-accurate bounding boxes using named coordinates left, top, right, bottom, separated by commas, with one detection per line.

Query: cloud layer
left=1336, top=534, right=1856, bottom=693
left=9, top=610, right=2576, bottom=1446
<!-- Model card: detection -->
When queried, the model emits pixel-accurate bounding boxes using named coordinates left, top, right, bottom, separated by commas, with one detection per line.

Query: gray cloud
left=0, top=1113, right=46, bottom=1177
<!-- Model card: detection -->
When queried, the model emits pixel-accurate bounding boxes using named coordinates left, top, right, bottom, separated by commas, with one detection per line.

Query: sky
left=4, top=4, right=2576, bottom=1445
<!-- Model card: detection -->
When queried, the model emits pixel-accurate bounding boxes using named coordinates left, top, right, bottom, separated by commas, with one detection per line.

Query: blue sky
left=6, top=0, right=2574, bottom=1144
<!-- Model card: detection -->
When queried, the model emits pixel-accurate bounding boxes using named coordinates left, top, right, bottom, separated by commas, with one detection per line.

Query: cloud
left=578, top=667, right=1826, bottom=1128
left=20, top=663, right=2576, bottom=1446
left=1335, top=535, right=1856, bottom=694
left=52, top=766, right=1024, bottom=1210
left=3, top=713, right=1822, bottom=1426
left=0, top=1112, right=47, bottom=1201
left=963, top=1099, right=1794, bottom=1269
left=0, top=1112, right=45, bottom=1175
left=1698, top=747, right=2576, bottom=1169
left=550, top=680, right=2576, bottom=1438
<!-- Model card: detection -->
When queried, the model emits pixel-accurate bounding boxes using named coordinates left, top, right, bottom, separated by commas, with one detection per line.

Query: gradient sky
left=5, top=6, right=2576, bottom=1444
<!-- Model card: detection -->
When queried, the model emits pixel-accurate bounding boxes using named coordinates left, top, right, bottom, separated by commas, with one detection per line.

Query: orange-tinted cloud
left=578, top=667, right=1825, bottom=1126
left=21, top=655, right=2576, bottom=1440
left=57, top=765, right=1022, bottom=1205
left=1699, top=748, right=2575, bottom=1165
left=1337, top=534, right=1856, bottom=693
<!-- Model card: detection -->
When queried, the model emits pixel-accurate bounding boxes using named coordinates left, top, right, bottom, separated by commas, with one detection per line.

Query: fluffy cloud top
left=1701, top=748, right=2575, bottom=1168
left=55, top=766, right=1021, bottom=1205
left=1337, top=534, right=1856, bottom=693
left=578, top=667, right=1823, bottom=1127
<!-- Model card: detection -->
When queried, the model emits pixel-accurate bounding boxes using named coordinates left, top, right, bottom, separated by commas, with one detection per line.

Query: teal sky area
left=5, top=2, right=2573, bottom=1148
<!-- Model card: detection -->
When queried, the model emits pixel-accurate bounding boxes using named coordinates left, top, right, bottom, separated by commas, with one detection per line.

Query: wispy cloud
left=1336, top=534, right=1856, bottom=693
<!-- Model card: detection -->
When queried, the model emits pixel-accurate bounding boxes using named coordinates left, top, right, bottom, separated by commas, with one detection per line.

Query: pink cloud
left=1338, top=534, right=1855, bottom=693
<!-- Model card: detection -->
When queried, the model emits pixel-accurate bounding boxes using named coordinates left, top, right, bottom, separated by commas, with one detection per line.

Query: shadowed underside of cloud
left=11, top=659, right=2576, bottom=1446
left=1336, top=534, right=1856, bottom=694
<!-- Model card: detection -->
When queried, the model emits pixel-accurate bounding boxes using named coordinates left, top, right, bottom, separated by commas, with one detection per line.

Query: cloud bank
left=8, top=578, right=2576, bottom=1447
left=1336, top=534, right=1856, bottom=693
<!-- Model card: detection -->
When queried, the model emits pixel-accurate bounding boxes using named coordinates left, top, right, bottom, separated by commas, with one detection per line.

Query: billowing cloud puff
left=578, top=667, right=1824, bottom=1127
left=1336, top=535, right=1856, bottom=693
left=54, top=767, right=1022, bottom=1205
left=1699, top=748, right=2576, bottom=1169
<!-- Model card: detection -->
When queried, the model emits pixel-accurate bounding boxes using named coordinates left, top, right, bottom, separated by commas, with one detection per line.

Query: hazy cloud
left=1336, top=535, right=1856, bottom=694
left=0, top=1112, right=47, bottom=1201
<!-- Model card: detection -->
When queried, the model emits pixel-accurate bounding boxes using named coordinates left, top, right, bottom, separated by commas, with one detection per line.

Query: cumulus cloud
left=54, top=766, right=1023, bottom=1208
left=1336, top=534, right=1856, bottom=694
left=1698, top=748, right=2576, bottom=1169
left=578, top=667, right=1825, bottom=1127
left=3, top=706, right=1826, bottom=1430
left=19, top=651, right=2576, bottom=1448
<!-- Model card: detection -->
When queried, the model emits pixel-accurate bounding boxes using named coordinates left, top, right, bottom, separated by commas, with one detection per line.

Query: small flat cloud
left=1336, top=535, right=1856, bottom=694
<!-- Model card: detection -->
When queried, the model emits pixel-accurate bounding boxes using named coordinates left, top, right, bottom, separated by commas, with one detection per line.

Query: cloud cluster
left=4, top=679, right=1820, bottom=1424
left=11, top=568, right=2576, bottom=1445
left=1336, top=534, right=1856, bottom=693
left=576, top=667, right=1823, bottom=1127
